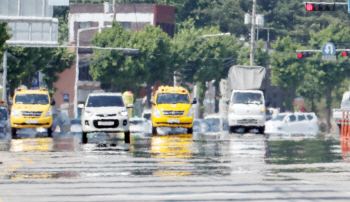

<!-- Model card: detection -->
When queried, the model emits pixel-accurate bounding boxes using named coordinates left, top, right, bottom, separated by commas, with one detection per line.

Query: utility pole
left=113, top=0, right=116, bottom=21
left=2, top=50, right=7, bottom=102
left=250, top=0, right=257, bottom=66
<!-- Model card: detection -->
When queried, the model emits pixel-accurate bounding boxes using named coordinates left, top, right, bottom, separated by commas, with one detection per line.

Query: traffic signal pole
left=250, top=0, right=257, bottom=66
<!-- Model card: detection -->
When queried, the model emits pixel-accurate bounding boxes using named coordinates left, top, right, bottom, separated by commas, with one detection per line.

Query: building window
left=79, top=22, right=91, bottom=29
left=79, top=66, right=93, bottom=81
left=120, top=22, right=131, bottom=30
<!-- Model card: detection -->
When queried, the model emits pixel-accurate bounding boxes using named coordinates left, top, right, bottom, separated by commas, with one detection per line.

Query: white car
left=228, top=90, right=266, bottom=134
left=79, top=93, right=133, bottom=144
left=265, top=112, right=319, bottom=135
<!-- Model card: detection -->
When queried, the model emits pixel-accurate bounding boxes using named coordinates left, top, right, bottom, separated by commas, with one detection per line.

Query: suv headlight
left=186, top=107, right=194, bottom=117
left=85, top=110, right=94, bottom=117
left=11, top=109, right=20, bottom=118
left=230, top=106, right=234, bottom=113
left=119, top=110, right=128, bottom=116
left=45, top=109, right=52, bottom=117
left=153, top=108, right=161, bottom=118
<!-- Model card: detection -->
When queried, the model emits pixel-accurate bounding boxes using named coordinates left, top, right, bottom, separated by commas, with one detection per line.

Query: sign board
left=322, top=55, right=336, bottom=61
left=48, top=0, right=70, bottom=6
left=322, top=42, right=336, bottom=55
left=63, top=94, right=69, bottom=102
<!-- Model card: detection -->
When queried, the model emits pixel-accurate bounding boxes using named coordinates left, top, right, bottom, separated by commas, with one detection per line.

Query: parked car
left=265, top=112, right=319, bottom=135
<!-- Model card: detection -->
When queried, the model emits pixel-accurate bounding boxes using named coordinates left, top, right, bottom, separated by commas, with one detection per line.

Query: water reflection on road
left=0, top=129, right=345, bottom=177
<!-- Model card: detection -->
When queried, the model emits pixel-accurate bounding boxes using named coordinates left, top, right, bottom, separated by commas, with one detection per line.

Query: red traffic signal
left=305, top=3, right=335, bottom=11
left=342, top=51, right=350, bottom=57
left=297, top=52, right=313, bottom=58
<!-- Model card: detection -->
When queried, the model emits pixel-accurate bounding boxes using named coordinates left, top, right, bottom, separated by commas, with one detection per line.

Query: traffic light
left=342, top=51, right=350, bottom=57
left=297, top=52, right=313, bottom=58
left=305, top=3, right=335, bottom=11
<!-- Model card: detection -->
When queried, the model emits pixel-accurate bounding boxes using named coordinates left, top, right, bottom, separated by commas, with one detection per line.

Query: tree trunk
left=145, top=82, right=152, bottom=109
left=326, top=87, right=333, bottom=133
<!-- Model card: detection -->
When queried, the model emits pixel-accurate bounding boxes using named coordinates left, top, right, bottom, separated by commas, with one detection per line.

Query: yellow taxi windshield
left=156, top=93, right=189, bottom=104
left=15, top=94, right=49, bottom=105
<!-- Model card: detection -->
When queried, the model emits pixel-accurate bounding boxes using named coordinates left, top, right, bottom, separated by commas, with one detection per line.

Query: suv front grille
left=96, top=114, right=117, bottom=117
left=21, top=111, right=43, bottom=117
left=162, top=110, right=185, bottom=116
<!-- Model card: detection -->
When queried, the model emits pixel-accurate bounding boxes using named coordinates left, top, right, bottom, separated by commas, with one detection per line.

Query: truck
left=333, top=90, right=350, bottom=130
left=224, top=65, right=267, bottom=134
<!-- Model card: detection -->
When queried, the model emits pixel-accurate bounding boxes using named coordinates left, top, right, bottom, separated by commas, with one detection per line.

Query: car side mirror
left=78, top=104, right=84, bottom=109
left=127, top=104, right=134, bottom=108
left=192, top=98, right=197, bottom=104
left=51, top=100, right=56, bottom=106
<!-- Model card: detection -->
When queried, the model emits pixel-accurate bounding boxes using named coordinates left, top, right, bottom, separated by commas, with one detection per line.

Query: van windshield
left=156, top=93, right=190, bottom=104
left=86, top=96, right=124, bottom=107
left=15, top=94, right=49, bottom=105
left=232, top=92, right=263, bottom=104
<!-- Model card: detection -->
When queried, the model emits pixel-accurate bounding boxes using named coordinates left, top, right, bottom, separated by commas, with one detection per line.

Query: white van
left=79, top=93, right=133, bottom=144
left=228, top=90, right=266, bottom=134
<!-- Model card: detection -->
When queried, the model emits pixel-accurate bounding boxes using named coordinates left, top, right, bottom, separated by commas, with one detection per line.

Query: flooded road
left=1, top=131, right=350, bottom=201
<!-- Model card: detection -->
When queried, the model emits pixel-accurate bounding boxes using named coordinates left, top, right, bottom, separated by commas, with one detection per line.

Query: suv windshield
left=86, top=96, right=124, bottom=107
left=15, top=94, right=49, bottom=105
left=156, top=93, right=190, bottom=104
left=232, top=92, right=263, bottom=104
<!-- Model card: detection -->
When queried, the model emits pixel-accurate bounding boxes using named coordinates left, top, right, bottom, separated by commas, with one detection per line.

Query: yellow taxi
left=10, top=88, right=55, bottom=138
left=151, top=86, right=197, bottom=134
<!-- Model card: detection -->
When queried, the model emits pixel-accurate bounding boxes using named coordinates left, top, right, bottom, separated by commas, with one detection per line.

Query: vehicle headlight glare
left=45, top=109, right=52, bottom=117
left=187, top=107, right=194, bottom=117
left=11, top=109, right=20, bottom=118
left=153, top=108, right=161, bottom=118
left=119, top=110, right=128, bottom=116
left=85, top=110, right=94, bottom=117
left=261, top=107, right=266, bottom=112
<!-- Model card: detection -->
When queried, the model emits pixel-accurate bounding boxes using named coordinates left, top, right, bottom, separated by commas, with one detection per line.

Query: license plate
left=167, top=119, right=180, bottom=123
left=26, top=120, right=38, bottom=124
left=98, top=121, right=114, bottom=126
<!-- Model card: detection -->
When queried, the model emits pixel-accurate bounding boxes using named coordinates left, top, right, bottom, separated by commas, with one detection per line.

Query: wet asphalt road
left=1, top=130, right=350, bottom=201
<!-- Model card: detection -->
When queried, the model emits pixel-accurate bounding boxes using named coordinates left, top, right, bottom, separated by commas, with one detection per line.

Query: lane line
left=16, top=157, right=35, bottom=165
left=0, top=164, right=22, bottom=176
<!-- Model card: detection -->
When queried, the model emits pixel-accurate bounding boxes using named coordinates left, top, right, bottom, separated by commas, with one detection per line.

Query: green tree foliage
left=0, top=22, right=11, bottom=63
left=7, top=47, right=75, bottom=95
left=91, top=22, right=174, bottom=106
left=173, top=19, right=239, bottom=86
left=237, top=40, right=269, bottom=67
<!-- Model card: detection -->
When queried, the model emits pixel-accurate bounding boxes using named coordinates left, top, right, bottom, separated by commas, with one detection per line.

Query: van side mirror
left=51, top=100, right=56, bottom=106
left=127, top=104, right=134, bottom=108
left=78, top=104, right=84, bottom=109
left=192, top=98, right=197, bottom=104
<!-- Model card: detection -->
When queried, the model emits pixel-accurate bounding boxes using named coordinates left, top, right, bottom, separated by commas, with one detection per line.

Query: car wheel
left=47, top=127, right=53, bottom=138
left=82, top=132, right=88, bottom=144
left=187, top=127, right=193, bottom=134
left=258, top=127, right=265, bottom=135
left=152, top=127, right=157, bottom=135
left=11, top=128, right=17, bottom=139
left=124, top=131, right=130, bottom=144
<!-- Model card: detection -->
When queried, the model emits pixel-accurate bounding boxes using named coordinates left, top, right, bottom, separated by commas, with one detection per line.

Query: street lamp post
left=74, top=26, right=110, bottom=118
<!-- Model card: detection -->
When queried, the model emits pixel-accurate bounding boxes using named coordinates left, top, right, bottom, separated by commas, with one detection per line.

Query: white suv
left=79, top=93, right=133, bottom=144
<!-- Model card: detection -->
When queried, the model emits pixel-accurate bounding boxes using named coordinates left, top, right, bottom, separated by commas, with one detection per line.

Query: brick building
left=53, top=3, right=175, bottom=117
